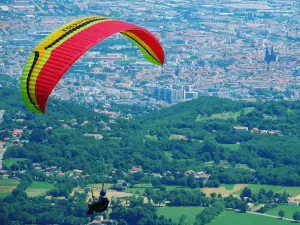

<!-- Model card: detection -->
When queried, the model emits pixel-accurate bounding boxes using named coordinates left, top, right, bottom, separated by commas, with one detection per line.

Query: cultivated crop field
left=0, top=179, right=19, bottom=197
left=209, top=211, right=292, bottom=225
left=157, top=206, right=204, bottom=224
left=266, top=205, right=300, bottom=219
left=234, top=184, right=300, bottom=197
left=2, top=158, right=28, bottom=167
left=25, top=181, right=55, bottom=197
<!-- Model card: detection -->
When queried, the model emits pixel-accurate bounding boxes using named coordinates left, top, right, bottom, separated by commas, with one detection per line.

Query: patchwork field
left=2, top=158, right=28, bottom=167
left=125, top=184, right=193, bottom=195
left=209, top=211, right=292, bottom=225
left=203, top=184, right=300, bottom=198
left=157, top=206, right=204, bottom=224
left=202, top=184, right=248, bottom=197
left=25, top=181, right=55, bottom=197
left=0, top=179, right=19, bottom=197
left=196, top=107, right=254, bottom=122
left=71, top=183, right=139, bottom=202
left=266, top=205, right=300, bottom=219
left=234, top=184, right=300, bottom=197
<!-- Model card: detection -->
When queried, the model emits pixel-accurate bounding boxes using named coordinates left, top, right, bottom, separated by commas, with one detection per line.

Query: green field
left=157, top=206, right=204, bottom=224
left=2, top=158, right=28, bottom=167
left=125, top=184, right=192, bottom=195
left=165, top=185, right=192, bottom=191
left=234, top=184, right=300, bottom=197
left=196, top=108, right=254, bottom=122
left=209, top=211, right=292, bottom=225
left=26, top=181, right=55, bottom=197
left=169, top=134, right=187, bottom=141
left=220, top=144, right=240, bottom=151
left=125, top=183, right=152, bottom=195
left=125, top=187, right=147, bottom=195
left=0, top=179, right=19, bottom=197
left=236, top=164, right=253, bottom=171
left=145, top=134, right=158, bottom=141
left=266, top=205, right=300, bottom=219
left=132, top=183, right=152, bottom=188
left=221, top=184, right=235, bottom=190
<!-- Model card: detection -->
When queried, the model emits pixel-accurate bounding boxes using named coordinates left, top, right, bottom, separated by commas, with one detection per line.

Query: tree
left=278, top=210, right=285, bottom=219
left=293, top=212, right=300, bottom=222
left=210, top=192, right=217, bottom=198
left=179, top=214, right=187, bottom=225
left=240, top=187, right=252, bottom=198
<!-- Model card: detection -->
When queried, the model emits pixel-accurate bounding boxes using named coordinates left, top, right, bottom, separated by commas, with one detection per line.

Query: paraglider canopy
left=20, top=16, right=165, bottom=114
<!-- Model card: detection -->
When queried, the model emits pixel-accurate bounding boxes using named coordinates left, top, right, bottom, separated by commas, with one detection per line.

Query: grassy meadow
left=25, top=181, right=55, bottom=197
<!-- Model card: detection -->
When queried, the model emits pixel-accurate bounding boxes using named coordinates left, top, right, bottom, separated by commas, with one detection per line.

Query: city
left=0, top=0, right=299, bottom=116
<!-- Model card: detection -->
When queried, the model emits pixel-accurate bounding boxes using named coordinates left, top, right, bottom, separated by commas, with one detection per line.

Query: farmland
left=195, top=107, right=254, bottom=122
left=209, top=211, right=292, bottom=225
left=0, top=179, right=19, bottom=197
left=157, top=206, right=204, bottom=224
left=266, top=205, right=300, bottom=219
left=234, top=184, right=300, bottom=197
left=25, top=181, right=55, bottom=197
left=2, top=158, right=28, bottom=167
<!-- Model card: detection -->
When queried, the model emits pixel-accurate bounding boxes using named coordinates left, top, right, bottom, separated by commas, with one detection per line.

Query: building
left=153, top=87, right=185, bottom=103
left=115, top=180, right=128, bottom=190
left=288, top=197, right=299, bottom=206
left=89, top=216, right=117, bottom=225
left=233, top=126, right=249, bottom=132
left=185, top=91, right=199, bottom=100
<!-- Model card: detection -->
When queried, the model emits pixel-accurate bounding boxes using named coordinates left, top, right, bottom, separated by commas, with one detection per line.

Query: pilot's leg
left=87, top=206, right=93, bottom=214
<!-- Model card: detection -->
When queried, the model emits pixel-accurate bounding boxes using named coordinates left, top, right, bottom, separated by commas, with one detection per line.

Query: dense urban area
left=0, top=0, right=300, bottom=225
left=1, top=0, right=300, bottom=111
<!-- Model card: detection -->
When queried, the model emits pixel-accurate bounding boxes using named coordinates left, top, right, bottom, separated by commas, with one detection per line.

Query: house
left=90, top=216, right=117, bottom=225
left=12, top=129, right=23, bottom=137
left=164, top=171, right=172, bottom=176
left=130, top=167, right=142, bottom=173
left=151, top=173, right=162, bottom=178
left=247, top=202, right=254, bottom=208
left=73, top=169, right=83, bottom=174
left=2, top=174, right=9, bottom=179
left=34, top=166, right=42, bottom=171
left=84, top=133, right=103, bottom=140
left=233, top=126, right=249, bottom=132
left=195, top=171, right=210, bottom=179
left=0, top=170, right=7, bottom=175
left=288, top=197, right=299, bottom=206
left=185, top=170, right=195, bottom=176
left=115, top=180, right=127, bottom=190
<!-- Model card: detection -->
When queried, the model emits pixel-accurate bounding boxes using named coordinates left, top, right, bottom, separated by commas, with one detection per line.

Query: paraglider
left=87, top=184, right=109, bottom=214
left=20, top=16, right=165, bottom=114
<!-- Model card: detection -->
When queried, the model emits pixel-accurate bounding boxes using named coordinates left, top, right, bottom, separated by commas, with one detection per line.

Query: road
left=0, top=110, right=5, bottom=169
left=0, top=110, right=5, bottom=125
left=247, top=211, right=295, bottom=222
left=230, top=209, right=295, bottom=222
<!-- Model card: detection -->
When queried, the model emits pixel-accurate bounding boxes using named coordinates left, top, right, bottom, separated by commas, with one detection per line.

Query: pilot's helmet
left=100, top=189, right=106, bottom=196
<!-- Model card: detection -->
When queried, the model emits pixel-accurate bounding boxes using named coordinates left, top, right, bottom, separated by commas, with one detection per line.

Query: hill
left=1, top=85, right=300, bottom=224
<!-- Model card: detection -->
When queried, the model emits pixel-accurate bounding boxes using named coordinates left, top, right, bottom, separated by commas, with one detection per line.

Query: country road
left=229, top=209, right=296, bottom=222
left=0, top=110, right=5, bottom=169
left=247, top=211, right=295, bottom=222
